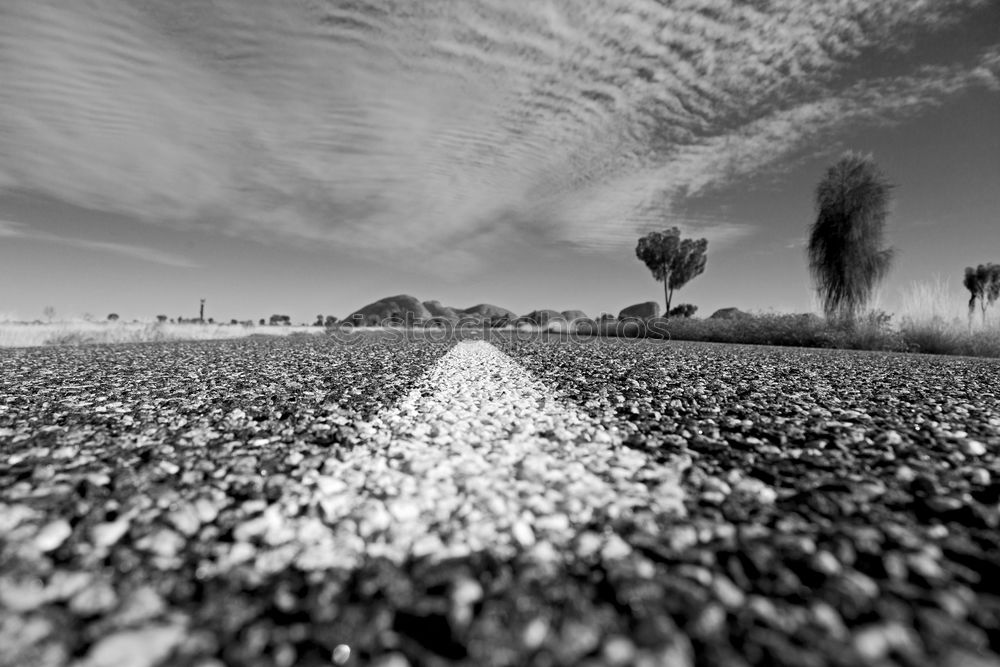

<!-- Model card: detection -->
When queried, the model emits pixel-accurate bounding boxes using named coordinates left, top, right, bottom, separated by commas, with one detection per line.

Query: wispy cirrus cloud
left=0, top=0, right=996, bottom=264
left=0, top=220, right=197, bottom=268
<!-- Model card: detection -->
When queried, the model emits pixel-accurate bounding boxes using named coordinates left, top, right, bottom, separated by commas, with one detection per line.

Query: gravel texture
left=1, top=334, right=999, bottom=667
left=503, top=336, right=1000, bottom=667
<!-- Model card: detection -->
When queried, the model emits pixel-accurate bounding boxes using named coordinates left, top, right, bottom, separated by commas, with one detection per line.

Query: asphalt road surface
left=1, top=333, right=998, bottom=667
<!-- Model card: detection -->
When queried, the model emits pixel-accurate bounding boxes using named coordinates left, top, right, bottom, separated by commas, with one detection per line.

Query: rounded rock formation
left=709, top=307, right=752, bottom=320
left=521, top=309, right=566, bottom=327
left=618, top=302, right=660, bottom=320
left=347, top=295, right=432, bottom=326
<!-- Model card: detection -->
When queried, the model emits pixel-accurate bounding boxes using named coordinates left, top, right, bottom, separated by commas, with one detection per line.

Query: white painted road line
left=298, top=340, right=687, bottom=568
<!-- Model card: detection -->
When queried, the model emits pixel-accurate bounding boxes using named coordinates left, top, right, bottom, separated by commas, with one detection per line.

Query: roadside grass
left=897, top=319, right=1000, bottom=357
left=335, top=308, right=1000, bottom=359
left=895, top=276, right=1000, bottom=357
left=0, top=322, right=326, bottom=348
left=592, top=314, right=999, bottom=358
left=601, top=314, right=903, bottom=350
left=592, top=279, right=1000, bottom=358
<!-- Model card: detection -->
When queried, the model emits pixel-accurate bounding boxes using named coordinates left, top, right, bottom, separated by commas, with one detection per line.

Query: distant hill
left=346, top=296, right=518, bottom=326
left=619, top=301, right=660, bottom=320
left=458, top=303, right=518, bottom=323
left=346, top=295, right=432, bottom=325
left=709, top=307, right=752, bottom=320
left=423, top=300, right=460, bottom=320
left=341, top=296, right=605, bottom=327
left=520, top=309, right=565, bottom=326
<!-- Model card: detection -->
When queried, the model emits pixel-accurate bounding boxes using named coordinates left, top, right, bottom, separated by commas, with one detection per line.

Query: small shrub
left=668, top=304, right=698, bottom=318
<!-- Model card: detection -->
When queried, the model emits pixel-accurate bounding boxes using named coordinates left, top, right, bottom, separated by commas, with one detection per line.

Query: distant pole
left=200, top=298, right=205, bottom=323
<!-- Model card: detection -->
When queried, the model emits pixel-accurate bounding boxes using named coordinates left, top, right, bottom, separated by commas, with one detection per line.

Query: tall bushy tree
left=808, top=152, right=895, bottom=323
left=635, top=228, right=708, bottom=316
left=964, top=263, right=1000, bottom=326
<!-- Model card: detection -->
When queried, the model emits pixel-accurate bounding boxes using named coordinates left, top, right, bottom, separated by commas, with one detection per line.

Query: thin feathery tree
left=965, top=263, right=1000, bottom=327
left=808, top=152, right=895, bottom=324
left=964, top=266, right=983, bottom=328
left=988, top=265, right=1000, bottom=324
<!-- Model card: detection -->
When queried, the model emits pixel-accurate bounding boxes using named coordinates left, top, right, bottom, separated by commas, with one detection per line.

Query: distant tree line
left=98, top=311, right=329, bottom=326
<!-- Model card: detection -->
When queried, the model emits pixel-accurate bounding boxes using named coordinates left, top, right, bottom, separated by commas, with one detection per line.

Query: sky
left=0, top=0, right=998, bottom=323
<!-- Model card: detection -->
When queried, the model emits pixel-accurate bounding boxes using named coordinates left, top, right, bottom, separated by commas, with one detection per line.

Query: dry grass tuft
left=894, top=277, right=1000, bottom=357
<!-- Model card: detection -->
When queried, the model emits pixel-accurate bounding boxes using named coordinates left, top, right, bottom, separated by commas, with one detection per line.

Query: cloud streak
left=0, top=220, right=197, bottom=268
left=0, top=0, right=996, bottom=263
